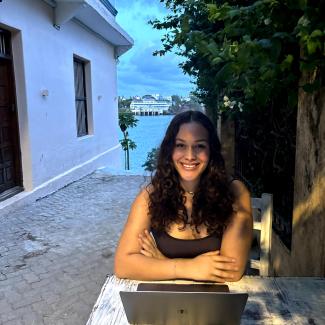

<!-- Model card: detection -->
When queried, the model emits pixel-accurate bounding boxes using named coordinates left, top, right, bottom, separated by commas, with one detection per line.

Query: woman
left=114, top=111, right=253, bottom=282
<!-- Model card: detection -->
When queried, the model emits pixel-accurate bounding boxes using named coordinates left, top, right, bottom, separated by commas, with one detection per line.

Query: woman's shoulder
left=228, top=178, right=252, bottom=214
left=229, top=178, right=250, bottom=198
left=134, top=183, right=154, bottom=204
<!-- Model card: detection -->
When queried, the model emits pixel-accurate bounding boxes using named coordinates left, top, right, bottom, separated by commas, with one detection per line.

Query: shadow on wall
left=291, top=170, right=325, bottom=276
left=272, top=167, right=325, bottom=277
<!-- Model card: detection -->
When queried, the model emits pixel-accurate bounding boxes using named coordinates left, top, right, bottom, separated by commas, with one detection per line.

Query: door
left=0, top=28, right=22, bottom=200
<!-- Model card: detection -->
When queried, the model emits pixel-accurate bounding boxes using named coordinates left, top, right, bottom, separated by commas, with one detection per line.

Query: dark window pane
left=3, top=147, right=12, bottom=162
left=5, top=166, right=13, bottom=181
left=0, top=30, right=11, bottom=56
left=76, top=100, right=88, bottom=137
left=74, top=60, right=86, bottom=99
left=73, top=58, right=88, bottom=137
left=0, top=168, right=4, bottom=184
left=2, top=127, right=9, bottom=142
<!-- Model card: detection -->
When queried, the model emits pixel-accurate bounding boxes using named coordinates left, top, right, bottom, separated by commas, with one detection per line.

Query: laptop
left=120, top=283, right=248, bottom=325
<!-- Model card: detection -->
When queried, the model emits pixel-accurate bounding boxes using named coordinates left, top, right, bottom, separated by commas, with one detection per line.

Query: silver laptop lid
left=120, top=291, right=248, bottom=325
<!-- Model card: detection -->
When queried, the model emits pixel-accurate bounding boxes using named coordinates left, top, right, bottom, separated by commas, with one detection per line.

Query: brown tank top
left=151, top=229, right=222, bottom=259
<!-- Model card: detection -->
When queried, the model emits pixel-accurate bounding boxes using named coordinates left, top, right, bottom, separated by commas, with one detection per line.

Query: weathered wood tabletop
left=86, top=275, right=325, bottom=325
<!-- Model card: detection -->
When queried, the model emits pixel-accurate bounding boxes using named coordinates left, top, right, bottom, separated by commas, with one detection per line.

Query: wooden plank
left=253, top=221, right=261, bottom=230
left=249, top=259, right=260, bottom=270
left=228, top=277, right=325, bottom=324
left=86, top=275, right=138, bottom=325
left=260, top=194, right=273, bottom=276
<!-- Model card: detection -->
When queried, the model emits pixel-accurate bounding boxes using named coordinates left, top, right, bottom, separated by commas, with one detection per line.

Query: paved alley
left=0, top=172, right=147, bottom=325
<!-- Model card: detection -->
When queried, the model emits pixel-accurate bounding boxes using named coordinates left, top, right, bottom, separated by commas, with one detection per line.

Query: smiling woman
left=114, top=110, right=253, bottom=282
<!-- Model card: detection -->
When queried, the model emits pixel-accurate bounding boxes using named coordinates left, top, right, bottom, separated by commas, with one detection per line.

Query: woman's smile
left=181, top=162, right=200, bottom=169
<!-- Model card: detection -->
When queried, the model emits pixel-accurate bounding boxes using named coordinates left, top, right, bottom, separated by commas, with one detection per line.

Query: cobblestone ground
left=0, top=172, right=147, bottom=325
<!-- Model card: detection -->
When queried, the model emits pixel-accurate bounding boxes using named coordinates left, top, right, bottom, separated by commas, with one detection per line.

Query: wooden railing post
left=260, top=193, right=273, bottom=276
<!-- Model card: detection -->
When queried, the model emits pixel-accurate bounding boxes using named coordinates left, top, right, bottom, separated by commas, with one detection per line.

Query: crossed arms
left=114, top=180, right=253, bottom=282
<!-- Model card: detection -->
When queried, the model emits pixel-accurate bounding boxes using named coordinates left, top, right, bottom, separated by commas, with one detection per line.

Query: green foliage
left=142, top=147, right=160, bottom=172
left=119, top=138, right=137, bottom=152
left=118, top=112, right=138, bottom=170
left=150, top=0, right=325, bottom=246
left=118, top=97, right=132, bottom=111
left=170, top=94, right=203, bottom=113
left=118, top=111, right=138, bottom=132
left=150, top=0, right=324, bottom=114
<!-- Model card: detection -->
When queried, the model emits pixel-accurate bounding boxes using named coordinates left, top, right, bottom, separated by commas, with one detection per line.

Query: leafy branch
left=119, top=112, right=138, bottom=170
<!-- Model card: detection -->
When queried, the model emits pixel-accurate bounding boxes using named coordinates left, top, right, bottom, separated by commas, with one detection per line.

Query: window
left=73, top=58, right=89, bottom=137
left=0, top=29, right=11, bottom=58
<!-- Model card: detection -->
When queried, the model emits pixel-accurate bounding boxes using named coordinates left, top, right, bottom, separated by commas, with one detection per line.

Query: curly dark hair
left=148, top=110, right=235, bottom=236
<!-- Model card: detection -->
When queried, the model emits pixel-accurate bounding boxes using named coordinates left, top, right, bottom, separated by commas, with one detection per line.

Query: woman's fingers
left=139, top=233, right=156, bottom=251
left=139, top=230, right=156, bottom=247
left=212, top=255, right=236, bottom=263
left=138, top=237, right=154, bottom=252
left=140, top=249, right=152, bottom=257
left=203, top=251, right=237, bottom=265
left=139, top=242, right=154, bottom=257
left=144, top=229, right=157, bottom=247
left=142, top=241, right=155, bottom=253
left=215, top=262, right=239, bottom=271
left=214, top=269, right=235, bottom=279
left=212, top=256, right=238, bottom=270
left=201, top=250, right=220, bottom=256
left=203, top=253, right=238, bottom=281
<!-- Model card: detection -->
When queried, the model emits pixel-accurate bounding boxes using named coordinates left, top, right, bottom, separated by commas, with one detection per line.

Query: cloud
left=117, top=45, right=193, bottom=97
left=114, top=0, right=193, bottom=97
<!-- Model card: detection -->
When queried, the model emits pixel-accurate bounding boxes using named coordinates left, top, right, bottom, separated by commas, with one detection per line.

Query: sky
left=114, top=0, right=194, bottom=98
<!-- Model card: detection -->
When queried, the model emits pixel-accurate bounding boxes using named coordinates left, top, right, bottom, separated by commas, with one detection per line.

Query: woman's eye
left=194, top=144, right=206, bottom=150
left=175, top=143, right=185, bottom=148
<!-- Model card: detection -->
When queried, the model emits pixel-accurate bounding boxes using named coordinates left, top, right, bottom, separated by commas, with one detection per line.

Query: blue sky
left=115, top=0, right=193, bottom=98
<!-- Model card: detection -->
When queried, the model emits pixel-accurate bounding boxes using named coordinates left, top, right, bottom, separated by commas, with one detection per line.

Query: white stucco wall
left=0, top=0, right=122, bottom=194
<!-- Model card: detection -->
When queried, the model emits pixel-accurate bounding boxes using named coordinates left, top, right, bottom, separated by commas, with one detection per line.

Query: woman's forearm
left=114, top=253, right=192, bottom=281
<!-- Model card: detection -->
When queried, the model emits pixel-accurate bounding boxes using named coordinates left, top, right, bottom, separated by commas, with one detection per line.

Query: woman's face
left=172, top=122, right=210, bottom=191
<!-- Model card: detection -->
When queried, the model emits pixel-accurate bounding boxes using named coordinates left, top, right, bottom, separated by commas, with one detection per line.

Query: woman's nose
left=185, top=146, right=196, bottom=159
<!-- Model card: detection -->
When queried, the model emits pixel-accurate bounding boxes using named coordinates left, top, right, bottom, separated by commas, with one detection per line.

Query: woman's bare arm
left=114, top=188, right=181, bottom=280
left=220, top=180, right=253, bottom=281
left=114, top=188, right=239, bottom=282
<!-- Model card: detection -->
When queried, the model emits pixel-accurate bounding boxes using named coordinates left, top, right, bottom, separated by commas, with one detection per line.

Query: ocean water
left=102, top=115, right=173, bottom=175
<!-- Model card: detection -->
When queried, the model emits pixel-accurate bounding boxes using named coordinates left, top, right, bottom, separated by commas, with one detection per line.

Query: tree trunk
left=291, top=67, right=325, bottom=276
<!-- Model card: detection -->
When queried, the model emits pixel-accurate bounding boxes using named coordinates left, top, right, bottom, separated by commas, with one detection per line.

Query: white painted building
left=130, top=95, right=172, bottom=115
left=0, top=0, right=133, bottom=210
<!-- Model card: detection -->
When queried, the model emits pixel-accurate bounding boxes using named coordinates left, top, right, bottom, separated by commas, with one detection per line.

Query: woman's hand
left=190, top=250, right=239, bottom=283
left=138, top=229, right=167, bottom=260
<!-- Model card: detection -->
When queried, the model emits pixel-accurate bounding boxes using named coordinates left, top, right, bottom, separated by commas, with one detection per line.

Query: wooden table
left=87, top=275, right=325, bottom=324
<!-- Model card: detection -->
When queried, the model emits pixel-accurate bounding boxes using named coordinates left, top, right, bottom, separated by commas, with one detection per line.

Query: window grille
left=0, top=29, right=11, bottom=57
left=73, top=58, right=89, bottom=137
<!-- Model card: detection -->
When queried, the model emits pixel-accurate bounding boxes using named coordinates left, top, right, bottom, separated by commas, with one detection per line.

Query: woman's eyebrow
left=195, top=139, right=208, bottom=142
left=175, top=138, right=208, bottom=142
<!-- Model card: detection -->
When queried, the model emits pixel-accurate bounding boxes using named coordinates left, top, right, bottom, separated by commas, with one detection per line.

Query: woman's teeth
left=182, top=163, right=198, bottom=169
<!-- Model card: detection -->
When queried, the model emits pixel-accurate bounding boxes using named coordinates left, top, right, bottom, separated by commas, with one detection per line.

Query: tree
left=151, top=1, right=324, bottom=115
left=150, top=0, right=325, bottom=248
left=171, top=95, right=182, bottom=113
left=142, top=147, right=160, bottom=172
left=118, top=97, right=132, bottom=111
left=119, top=112, right=138, bottom=170
left=170, top=94, right=203, bottom=113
